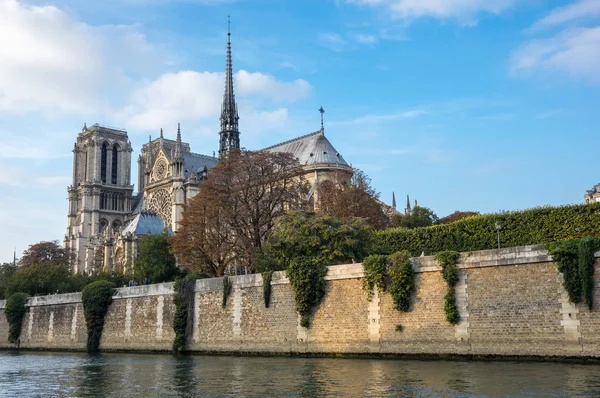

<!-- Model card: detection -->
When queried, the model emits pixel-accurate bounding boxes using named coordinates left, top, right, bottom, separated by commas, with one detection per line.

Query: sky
left=1, top=0, right=599, bottom=263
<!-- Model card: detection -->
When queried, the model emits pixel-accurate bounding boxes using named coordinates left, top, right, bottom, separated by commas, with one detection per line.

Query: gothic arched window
left=111, top=145, right=119, bottom=184
left=101, top=143, right=108, bottom=183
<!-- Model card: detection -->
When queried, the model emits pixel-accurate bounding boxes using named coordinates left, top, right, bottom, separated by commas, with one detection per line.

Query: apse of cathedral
left=64, top=24, right=352, bottom=275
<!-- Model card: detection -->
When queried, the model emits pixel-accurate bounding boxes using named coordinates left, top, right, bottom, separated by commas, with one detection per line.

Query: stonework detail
left=3, top=246, right=599, bottom=359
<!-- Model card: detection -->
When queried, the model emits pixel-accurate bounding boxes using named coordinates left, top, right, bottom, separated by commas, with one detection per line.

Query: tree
left=172, top=149, right=308, bottom=276
left=5, top=263, right=73, bottom=297
left=19, top=241, right=71, bottom=268
left=393, top=206, right=439, bottom=229
left=260, top=211, right=374, bottom=270
left=319, top=169, right=388, bottom=230
left=0, top=262, right=17, bottom=299
left=134, top=234, right=179, bottom=283
left=438, top=211, right=480, bottom=225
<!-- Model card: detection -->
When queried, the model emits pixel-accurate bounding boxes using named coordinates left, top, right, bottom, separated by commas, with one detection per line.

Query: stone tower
left=218, top=18, right=240, bottom=158
left=64, top=124, right=134, bottom=274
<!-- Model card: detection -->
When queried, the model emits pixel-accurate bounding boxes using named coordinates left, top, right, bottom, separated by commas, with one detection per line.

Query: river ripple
left=1, top=352, right=600, bottom=397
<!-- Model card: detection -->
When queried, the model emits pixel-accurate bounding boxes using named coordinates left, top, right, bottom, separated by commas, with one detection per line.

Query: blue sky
left=1, top=0, right=599, bottom=263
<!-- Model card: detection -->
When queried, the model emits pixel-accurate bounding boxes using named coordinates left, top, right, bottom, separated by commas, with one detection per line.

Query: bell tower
left=64, top=123, right=134, bottom=274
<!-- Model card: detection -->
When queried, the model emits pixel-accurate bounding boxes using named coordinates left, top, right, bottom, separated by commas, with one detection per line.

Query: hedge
left=376, top=203, right=600, bottom=256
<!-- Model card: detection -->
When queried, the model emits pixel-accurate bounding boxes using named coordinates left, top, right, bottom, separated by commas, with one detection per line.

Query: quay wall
left=1, top=245, right=600, bottom=359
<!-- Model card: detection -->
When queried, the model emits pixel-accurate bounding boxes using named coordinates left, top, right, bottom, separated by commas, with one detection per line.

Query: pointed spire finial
left=83, top=122, right=87, bottom=131
left=319, top=106, right=325, bottom=131
left=392, top=192, right=396, bottom=209
left=174, top=122, right=183, bottom=162
left=219, top=15, right=240, bottom=158
left=406, top=194, right=411, bottom=215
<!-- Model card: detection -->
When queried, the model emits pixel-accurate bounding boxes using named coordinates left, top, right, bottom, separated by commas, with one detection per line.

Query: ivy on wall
left=262, top=271, right=273, bottom=308
left=222, top=277, right=233, bottom=308
left=286, top=256, right=328, bottom=328
left=547, top=236, right=600, bottom=310
left=436, top=251, right=461, bottom=325
left=81, top=280, right=114, bottom=354
left=172, top=277, right=196, bottom=352
left=5, top=292, right=28, bottom=344
left=377, top=203, right=600, bottom=257
left=362, top=251, right=415, bottom=312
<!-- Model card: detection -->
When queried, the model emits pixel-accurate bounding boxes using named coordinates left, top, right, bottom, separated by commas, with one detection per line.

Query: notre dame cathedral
left=64, top=27, right=353, bottom=275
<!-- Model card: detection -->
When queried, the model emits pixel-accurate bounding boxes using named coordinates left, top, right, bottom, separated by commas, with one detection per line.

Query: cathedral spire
left=159, top=128, right=164, bottom=148
left=392, top=192, right=396, bottom=210
left=174, top=123, right=183, bottom=161
left=219, top=16, right=240, bottom=158
left=406, top=194, right=411, bottom=215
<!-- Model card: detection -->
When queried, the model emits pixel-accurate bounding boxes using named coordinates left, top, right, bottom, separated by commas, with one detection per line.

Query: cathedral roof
left=264, top=130, right=350, bottom=168
left=122, top=211, right=173, bottom=237
left=183, top=152, right=218, bottom=178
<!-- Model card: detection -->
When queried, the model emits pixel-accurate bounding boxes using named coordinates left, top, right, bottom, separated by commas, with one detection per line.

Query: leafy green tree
left=393, top=206, right=439, bottom=229
left=438, top=211, right=480, bottom=225
left=135, top=234, right=179, bottom=283
left=5, top=263, right=73, bottom=297
left=0, top=262, right=17, bottom=299
left=262, top=211, right=373, bottom=270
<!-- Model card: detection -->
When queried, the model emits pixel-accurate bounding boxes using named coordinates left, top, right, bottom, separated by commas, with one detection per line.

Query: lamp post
left=495, top=221, right=501, bottom=249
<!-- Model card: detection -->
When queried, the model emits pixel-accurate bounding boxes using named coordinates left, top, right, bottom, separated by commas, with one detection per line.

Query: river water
left=1, top=352, right=599, bottom=397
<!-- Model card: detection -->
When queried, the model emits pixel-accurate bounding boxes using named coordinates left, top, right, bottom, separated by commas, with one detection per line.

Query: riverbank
left=2, top=245, right=600, bottom=360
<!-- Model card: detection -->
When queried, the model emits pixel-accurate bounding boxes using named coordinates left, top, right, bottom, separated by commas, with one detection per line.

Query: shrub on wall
left=547, top=236, right=600, bottom=310
left=222, top=277, right=233, bottom=308
left=436, top=251, right=461, bottom=325
left=376, top=203, right=600, bottom=257
left=362, top=255, right=388, bottom=300
left=387, top=251, right=415, bottom=312
left=262, top=271, right=273, bottom=308
left=81, top=280, right=115, bottom=354
left=5, top=292, right=28, bottom=344
left=286, top=256, right=328, bottom=328
left=172, top=277, right=196, bottom=352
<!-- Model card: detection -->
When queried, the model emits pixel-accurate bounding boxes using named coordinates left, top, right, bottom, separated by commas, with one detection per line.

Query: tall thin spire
left=174, top=123, right=183, bottom=161
left=406, top=194, right=411, bottom=215
left=392, top=192, right=396, bottom=209
left=319, top=106, right=325, bottom=132
left=219, top=15, right=240, bottom=158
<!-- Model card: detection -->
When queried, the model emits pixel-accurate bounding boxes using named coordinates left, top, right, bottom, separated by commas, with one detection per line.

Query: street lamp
left=495, top=221, right=501, bottom=249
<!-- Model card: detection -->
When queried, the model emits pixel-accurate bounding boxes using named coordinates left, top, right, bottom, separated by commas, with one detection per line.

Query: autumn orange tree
left=171, top=149, right=308, bottom=276
left=319, top=169, right=388, bottom=230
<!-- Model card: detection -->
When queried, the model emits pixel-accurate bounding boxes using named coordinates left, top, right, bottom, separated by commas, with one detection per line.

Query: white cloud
left=123, top=70, right=311, bottom=131
left=529, top=0, right=600, bottom=32
left=0, top=167, right=24, bottom=186
left=318, top=32, right=349, bottom=51
left=0, top=0, right=156, bottom=116
left=355, top=34, right=378, bottom=44
left=511, top=27, right=600, bottom=83
left=345, top=0, right=518, bottom=24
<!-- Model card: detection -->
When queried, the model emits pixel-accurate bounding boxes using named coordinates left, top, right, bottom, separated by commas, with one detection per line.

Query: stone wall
left=2, top=245, right=600, bottom=359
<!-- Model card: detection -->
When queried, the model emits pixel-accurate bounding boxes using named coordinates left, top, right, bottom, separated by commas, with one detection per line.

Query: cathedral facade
left=64, top=27, right=352, bottom=275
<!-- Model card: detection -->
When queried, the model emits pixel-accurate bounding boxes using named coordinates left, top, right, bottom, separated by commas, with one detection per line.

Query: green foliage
left=0, top=262, right=17, bottom=300
left=262, top=271, right=273, bottom=308
left=5, top=292, right=28, bottom=344
left=395, top=324, right=404, bottom=332
left=387, top=251, right=415, bottom=312
left=547, top=237, right=600, bottom=310
left=378, top=203, right=600, bottom=257
left=222, top=277, right=233, bottom=308
left=134, top=234, right=179, bottom=284
left=393, top=206, right=439, bottom=229
left=254, top=246, right=286, bottom=273
left=172, top=276, right=197, bottom=352
left=81, top=280, right=114, bottom=354
left=286, top=256, right=328, bottom=328
left=19, top=240, right=71, bottom=268
left=436, top=251, right=460, bottom=286
left=362, top=255, right=388, bottom=300
left=438, top=211, right=480, bottom=225
left=444, top=290, right=460, bottom=325
left=436, top=251, right=461, bottom=325
left=266, top=211, right=374, bottom=269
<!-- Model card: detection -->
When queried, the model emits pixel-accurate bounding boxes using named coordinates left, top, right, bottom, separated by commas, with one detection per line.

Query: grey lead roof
left=183, top=153, right=218, bottom=178
left=122, top=211, right=173, bottom=237
left=264, top=130, right=350, bottom=168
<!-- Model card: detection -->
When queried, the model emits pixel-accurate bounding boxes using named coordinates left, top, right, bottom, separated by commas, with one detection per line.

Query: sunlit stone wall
left=1, top=245, right=600, bottom=358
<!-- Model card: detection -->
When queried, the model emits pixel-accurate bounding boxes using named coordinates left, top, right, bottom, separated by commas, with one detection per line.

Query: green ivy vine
left=5, top=292, right=28, bottom=344
left=362, top=251, right=415, bottom=312
left=81, top=280, right=115, bottom=354
left=286, top=256, right=328, bottom=328
left=547, top=236, right=600, bottom=310
left=262, top=271, right=273, bottom=308
left=362, top=255, right=388, bottom=300
left=436, top=250, right=460, bottom=325
left=222, top=276, right=233, bottom=308
left=172, top=277, right=196, bottom=352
